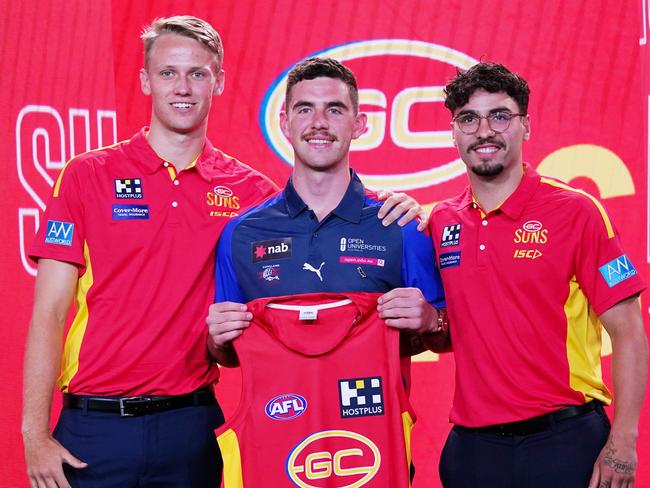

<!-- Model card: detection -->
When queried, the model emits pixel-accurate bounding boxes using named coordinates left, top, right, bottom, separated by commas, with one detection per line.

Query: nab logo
left=286, top=430, right=381, bottom=487
left=261, top=40, right=479, bottom=191
left=44, top=220, right=74, bottom=246
left=252, top=238, right=292, bottom=262
left=599, top=254, right=638, bottom=288
left=265, top=393, right=307, bottom=420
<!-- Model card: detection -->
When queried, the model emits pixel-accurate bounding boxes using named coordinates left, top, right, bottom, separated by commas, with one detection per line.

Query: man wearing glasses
left=428, top=62, right=647, bottom=487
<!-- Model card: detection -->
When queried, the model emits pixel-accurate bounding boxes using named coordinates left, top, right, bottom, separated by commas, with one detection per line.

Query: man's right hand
left=206, top=301, right=252, bottom=366
left=24, top=434, right=86, bottom=488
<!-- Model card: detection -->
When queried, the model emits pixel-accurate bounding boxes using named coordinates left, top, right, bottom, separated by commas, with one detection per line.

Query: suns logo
left=260, top=40, right=478, bottom=191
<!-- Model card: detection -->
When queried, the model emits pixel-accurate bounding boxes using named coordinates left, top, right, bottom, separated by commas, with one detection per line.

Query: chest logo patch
left=439, top=251, right=461, bottom=269
left=303, top=261, right=325, bottom=281
left=112, top=204, right=150, bottom=220
left=44, top=220, right=74, bottom=246
left=441, top=223, right=461, bottom=247
left=599, top=254, right=638, bottom=288
left=338, top=376, right=384, bottom=418
left=339, top=256, right=385, bottom=267
left=252, top=238, right=292, bottom=262
left=287, top=430, right=380, bottom=487
left=513, top=220, right=548, bottom=244
left=265, top=393, right=307, bottom=420
left=114, top=178, right=143, bottom=199
left=339, top=237, right=387, bottom=253
left=258, top=264, right=281, bottom=282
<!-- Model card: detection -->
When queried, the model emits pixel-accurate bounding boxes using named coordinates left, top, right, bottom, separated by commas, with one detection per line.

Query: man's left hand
left=588, top=434, right=638, bottom=488
left=377, top=287, right=436, bottom=333
left=376, top=191, right=426, bottom=231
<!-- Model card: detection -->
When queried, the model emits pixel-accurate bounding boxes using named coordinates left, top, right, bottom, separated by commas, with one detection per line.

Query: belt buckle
left=119, top=396, right=150, bottom=417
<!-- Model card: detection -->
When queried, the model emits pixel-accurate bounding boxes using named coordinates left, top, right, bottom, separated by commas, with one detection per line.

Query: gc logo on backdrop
left=260, top=39, right=478, bottom=191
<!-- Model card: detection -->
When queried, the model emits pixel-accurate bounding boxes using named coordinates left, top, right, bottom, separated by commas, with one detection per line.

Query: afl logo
left=286, top=430, right=381, bottom=487
left=213, top=186, right=233, bottom=197
left=260, top=40, right=478, bottom=191
left=522, top=220, right=543, bottom=232
left=265, top=393, right=307, bottom=420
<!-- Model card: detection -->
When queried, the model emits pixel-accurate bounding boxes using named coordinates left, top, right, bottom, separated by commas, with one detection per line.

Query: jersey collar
left=126, top=127, right=221, bottom=182
left=457, top=163, right=540, bottom=219
left=284, top=169, right=365, bottom=223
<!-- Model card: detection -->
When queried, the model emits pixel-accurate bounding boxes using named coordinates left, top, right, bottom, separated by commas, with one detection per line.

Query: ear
left=352, top=112, right=368, bottom=140
left=522, top=114, right=531, bottom=141
left=213, top=69, right=225, bottom=96
left=280, top=111, right=290, bottom=139
left=140, top=68, right=151, bottom=96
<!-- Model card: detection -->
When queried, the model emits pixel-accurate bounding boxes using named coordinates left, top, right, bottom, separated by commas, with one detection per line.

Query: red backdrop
left=2, top=0, right=648, bottom=486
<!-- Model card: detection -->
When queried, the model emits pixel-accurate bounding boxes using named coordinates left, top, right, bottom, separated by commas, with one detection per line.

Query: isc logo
left=265, top=393, right=307, bottom=420
left=286, top=430, right=380, bottom=487
left=261, top=39, right=478, bottom=191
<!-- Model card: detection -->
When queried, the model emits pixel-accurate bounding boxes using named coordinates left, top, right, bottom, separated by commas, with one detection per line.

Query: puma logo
left=303, top=262, right=325, bottom=281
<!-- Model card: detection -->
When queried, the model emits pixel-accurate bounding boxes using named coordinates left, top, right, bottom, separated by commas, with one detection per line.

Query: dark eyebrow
left=325, top=101, right=349, bottom=110
left=456, top=107, right=514, bottom=116
left=291, top=101, right=314, bottom=111
left=291, top=100, right=350, bottom=111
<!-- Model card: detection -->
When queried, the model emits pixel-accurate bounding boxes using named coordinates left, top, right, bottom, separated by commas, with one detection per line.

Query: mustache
left=302, top=131, right=337, bottom=141
left=469, top=138, right=505, bottom=151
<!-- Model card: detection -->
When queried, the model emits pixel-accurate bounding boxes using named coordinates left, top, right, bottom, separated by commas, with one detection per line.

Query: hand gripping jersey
left=217, top=292, right=414, bottom=488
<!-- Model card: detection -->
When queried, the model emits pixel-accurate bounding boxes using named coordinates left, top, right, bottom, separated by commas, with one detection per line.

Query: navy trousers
left=439, top=403, right=611, bottom=488
left=53, top=401, right=224, bottom=487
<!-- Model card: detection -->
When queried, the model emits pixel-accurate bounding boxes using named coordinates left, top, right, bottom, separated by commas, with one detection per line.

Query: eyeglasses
left=452, top=111, right=526, bottom=135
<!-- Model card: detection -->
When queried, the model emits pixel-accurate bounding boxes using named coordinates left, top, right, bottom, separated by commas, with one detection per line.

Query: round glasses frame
left=452, top=112, right=526, bottom=135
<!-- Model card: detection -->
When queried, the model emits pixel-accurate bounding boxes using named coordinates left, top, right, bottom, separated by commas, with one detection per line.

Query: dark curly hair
left=444, top=62, right=530, bottom=114
left=285, top=57, right=359, bottom=113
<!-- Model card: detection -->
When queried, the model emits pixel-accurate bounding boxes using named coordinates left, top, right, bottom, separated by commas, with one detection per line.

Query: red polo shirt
left=428, top=164, right=645, bottom=427
left=29, top=128, right=278, bottom=395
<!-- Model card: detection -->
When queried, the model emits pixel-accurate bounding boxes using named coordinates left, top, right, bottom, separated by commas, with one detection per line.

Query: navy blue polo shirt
left=215, top=170, right=444, bottom=307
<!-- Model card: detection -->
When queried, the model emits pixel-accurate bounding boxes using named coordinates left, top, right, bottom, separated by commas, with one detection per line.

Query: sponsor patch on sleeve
left=44, top=220, right=74, bottom=246
left=112, top=204, right=150, bottom=220
left=598, top=254, right=638, bottom=288
left=439, top=251, right=461, bottom=269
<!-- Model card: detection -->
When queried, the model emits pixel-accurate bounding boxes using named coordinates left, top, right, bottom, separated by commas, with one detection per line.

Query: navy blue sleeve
left=214, top=220, right=245, bottom=303
left=401, top=221, right=446, bottom=308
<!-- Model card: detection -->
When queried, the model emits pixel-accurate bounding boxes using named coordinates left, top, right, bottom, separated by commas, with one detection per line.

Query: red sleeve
left=574, top=196, right=645, bottom=316
left=28, top=158, right=87, bottom=269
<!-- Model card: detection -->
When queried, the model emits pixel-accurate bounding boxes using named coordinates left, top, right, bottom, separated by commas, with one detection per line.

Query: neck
left=145, top=123, right=207, bottom=170
left=292, top=164, right=351, bottom=221
left=469, top=162, right=524, bottom=213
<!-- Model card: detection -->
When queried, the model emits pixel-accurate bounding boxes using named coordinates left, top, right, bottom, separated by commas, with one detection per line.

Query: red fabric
left=218, top=292, right=413, bottom=487
left=29, top=129, right=278, bottom=395
left=429, top=165, right=646, bottom=427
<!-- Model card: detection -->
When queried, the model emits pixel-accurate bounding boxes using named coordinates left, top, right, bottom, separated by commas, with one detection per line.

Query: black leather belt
left=470, top=401, right=600, bottom=437
left=63, top=387, right=216, bottom=417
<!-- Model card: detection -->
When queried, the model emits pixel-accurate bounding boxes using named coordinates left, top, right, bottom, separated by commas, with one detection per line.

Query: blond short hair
left=141, top=15, right=223, bottom=69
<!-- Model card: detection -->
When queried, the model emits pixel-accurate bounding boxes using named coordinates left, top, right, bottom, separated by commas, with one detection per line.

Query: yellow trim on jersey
left=402, top=411, right=414, bottom=487
left=166, top=165, right=177, bottom=181
left=540, top=177, right=614, bottom=239
left=53, top=141, right=124, bottom=197
left=564, top=276, right=612, bottom=405
left=217, top=428, right=244, bottom=488
left=58, top=242, right=94, bottom=391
